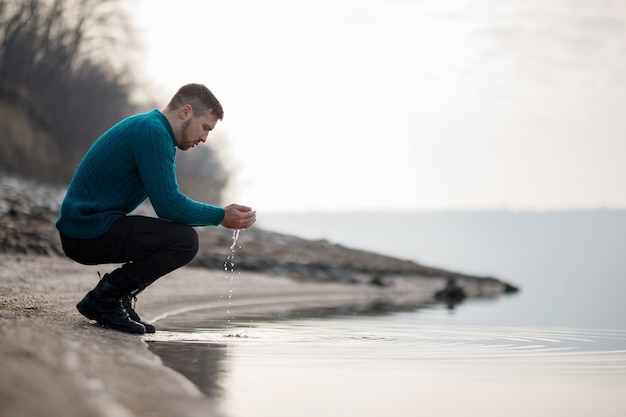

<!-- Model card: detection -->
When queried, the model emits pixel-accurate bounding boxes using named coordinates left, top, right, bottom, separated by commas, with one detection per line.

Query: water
left=147, top=210, right=626, bottom=416
left=149, top=318, right=626, bottom=416
left=222, top=229, right=242, bottom=318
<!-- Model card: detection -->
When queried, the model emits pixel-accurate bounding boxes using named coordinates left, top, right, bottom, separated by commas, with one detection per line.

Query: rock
left=434, top=278, right=467, bottom=303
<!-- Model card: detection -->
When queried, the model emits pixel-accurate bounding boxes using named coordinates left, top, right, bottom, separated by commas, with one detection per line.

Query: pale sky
left=130, top=0, right=626, bottom=212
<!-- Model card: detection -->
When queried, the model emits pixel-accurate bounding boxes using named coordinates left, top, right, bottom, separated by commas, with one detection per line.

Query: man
left=56, top=83, right=256, bottom=335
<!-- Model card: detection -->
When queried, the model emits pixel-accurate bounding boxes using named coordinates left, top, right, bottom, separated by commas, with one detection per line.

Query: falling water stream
left=222, top=229, right=241, bottom=319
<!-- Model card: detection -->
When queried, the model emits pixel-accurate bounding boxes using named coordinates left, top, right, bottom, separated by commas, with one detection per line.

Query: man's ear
left=179, top=104, right=193, bottom=120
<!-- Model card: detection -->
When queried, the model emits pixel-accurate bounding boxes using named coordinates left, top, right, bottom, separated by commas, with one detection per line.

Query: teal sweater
left=56, top=109, right=225, bottom=239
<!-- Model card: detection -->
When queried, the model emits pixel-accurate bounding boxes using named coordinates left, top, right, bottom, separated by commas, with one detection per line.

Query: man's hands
left=220, top=204, right=257, bottom=230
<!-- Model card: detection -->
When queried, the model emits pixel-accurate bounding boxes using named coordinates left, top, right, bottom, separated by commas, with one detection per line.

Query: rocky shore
left=0, top=174, right=517, bottom=294
left=0, top=175, right=518, bottom=417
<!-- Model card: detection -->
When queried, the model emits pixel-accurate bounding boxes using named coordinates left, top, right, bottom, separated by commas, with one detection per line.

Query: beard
left=178, top=118, right=192, bottom=150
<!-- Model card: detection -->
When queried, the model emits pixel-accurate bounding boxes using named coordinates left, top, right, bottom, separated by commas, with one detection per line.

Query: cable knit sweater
left=56, top=109, right=225, bottom=239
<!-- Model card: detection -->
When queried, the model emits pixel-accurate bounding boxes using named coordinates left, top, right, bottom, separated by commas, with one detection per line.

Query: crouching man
left=56, top=83, right=256, bottom=334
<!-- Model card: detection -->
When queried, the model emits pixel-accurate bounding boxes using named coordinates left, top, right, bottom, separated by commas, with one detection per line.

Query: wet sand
left=0, top=254, right=446, bottom=417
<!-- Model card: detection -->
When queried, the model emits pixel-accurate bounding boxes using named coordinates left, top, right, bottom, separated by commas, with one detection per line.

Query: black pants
left=60, top=216, right=199, bottom=293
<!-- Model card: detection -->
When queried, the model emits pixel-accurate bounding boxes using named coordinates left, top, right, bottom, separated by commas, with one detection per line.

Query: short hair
left=166, top=83, right=224, bottom=120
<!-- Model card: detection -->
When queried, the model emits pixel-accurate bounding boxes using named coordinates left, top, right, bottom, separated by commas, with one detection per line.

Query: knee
left=179, top=225, right=199, bottom=264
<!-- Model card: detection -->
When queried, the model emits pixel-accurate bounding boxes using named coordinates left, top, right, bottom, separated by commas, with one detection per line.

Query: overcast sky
left=130, top=0, right=626, bottom=212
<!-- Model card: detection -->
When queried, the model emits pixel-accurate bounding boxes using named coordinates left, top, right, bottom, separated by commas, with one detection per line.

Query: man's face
left=177, top=111, right=219, bottom=151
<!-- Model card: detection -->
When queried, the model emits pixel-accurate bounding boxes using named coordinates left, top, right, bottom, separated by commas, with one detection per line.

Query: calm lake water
left=147, top=210, right=626, bottom=416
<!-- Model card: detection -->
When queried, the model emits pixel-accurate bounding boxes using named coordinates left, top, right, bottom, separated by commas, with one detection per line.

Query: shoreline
left=0, top=254, right=456, bottom=417
left=0, top=176, right=517, bottom=417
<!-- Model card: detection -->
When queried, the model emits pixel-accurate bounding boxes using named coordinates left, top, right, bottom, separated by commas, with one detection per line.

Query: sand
left=0, top=254, right=443, bottom=417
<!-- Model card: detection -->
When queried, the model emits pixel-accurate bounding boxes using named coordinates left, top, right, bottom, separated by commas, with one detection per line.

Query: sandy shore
left=0, top=254, right=446, bottom=417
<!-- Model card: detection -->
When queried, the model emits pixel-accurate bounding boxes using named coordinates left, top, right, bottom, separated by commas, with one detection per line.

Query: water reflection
left=147, top=341, right=227, bottom=398
left=146, top=301, right=626, bottom=416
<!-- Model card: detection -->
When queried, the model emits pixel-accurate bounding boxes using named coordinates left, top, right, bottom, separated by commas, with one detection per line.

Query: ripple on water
left=145, top=321, right=626, bottom=380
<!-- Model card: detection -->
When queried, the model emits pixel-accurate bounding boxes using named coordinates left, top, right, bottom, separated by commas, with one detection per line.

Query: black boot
left=76, top=275, right=146, bottom=335
left=122, top=293, right=156, bottom=333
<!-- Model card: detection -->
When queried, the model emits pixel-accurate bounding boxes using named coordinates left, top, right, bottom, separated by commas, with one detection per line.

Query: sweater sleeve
left=132, top=118, right=225, bottom=226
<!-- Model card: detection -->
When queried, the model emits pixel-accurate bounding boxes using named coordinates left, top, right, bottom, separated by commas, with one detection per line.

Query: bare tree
left=0, top=0, right=230, bottom=202
left=0, top=0, right=139, bottom=180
